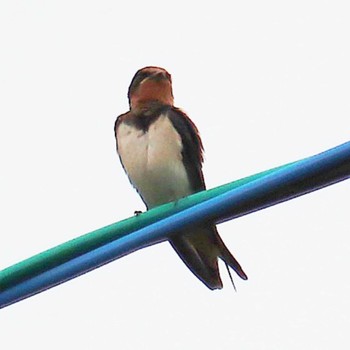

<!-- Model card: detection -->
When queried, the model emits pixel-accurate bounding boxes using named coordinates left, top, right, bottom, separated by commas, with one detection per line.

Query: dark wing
left=167, top=107, right=205, bottom=193
left=114, top=112, right=127, bottom=146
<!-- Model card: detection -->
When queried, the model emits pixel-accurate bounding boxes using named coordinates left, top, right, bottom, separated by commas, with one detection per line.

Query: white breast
left=117, top=114, right=192, bottom=208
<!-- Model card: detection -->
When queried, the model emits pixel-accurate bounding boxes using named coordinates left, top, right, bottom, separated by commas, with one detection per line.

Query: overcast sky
left=1, top=1, right=349, bottom=349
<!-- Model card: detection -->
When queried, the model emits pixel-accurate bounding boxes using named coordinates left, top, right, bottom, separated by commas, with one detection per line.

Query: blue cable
left=1, top=141, right=349, bottom=308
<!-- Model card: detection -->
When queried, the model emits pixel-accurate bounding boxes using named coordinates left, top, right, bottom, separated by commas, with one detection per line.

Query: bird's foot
left=134, top=210, right=143, bottom=216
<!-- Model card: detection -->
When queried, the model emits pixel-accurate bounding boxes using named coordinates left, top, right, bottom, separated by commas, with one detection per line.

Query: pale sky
left=1, top=1, right=349, bottom=349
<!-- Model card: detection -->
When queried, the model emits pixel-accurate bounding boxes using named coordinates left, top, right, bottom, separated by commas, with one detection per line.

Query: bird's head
left=128, top=66, right=174, bottom=111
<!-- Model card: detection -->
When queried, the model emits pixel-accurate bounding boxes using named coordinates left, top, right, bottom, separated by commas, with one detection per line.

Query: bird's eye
left=128, top=72, right=150, bottom=97
left=134, top=72, right=149, bottom=86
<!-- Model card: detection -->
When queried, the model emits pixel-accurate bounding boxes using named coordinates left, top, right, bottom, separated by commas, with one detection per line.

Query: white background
left=1, top=1, right=349, bottom=349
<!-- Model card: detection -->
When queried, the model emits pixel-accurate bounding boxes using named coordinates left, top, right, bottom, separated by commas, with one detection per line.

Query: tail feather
left=169, top=226, right=247, bottom=290
left=169, top=235, right=223, bottom=290
left=224, top=262, right=237, bottom=291
left=217, top=234, right=248, bottom=281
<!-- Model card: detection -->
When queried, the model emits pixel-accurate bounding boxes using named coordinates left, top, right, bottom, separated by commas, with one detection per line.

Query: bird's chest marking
left=117, top=114, right=191, bottom=207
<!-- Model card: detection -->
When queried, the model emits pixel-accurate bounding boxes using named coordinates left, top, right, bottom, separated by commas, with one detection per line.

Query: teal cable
left=0, top=162, right=294, bottom=292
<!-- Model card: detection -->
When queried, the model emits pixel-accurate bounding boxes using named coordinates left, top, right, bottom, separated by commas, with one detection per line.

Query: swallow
left=114, top=66, right=247, bottom=289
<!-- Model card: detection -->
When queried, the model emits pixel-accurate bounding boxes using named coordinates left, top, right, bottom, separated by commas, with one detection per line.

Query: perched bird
left=115, top=66, right=247, bottom=289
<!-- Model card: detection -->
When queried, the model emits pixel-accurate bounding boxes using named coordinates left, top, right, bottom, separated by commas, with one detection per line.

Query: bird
left=114, top=66, right=247, bottom=289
